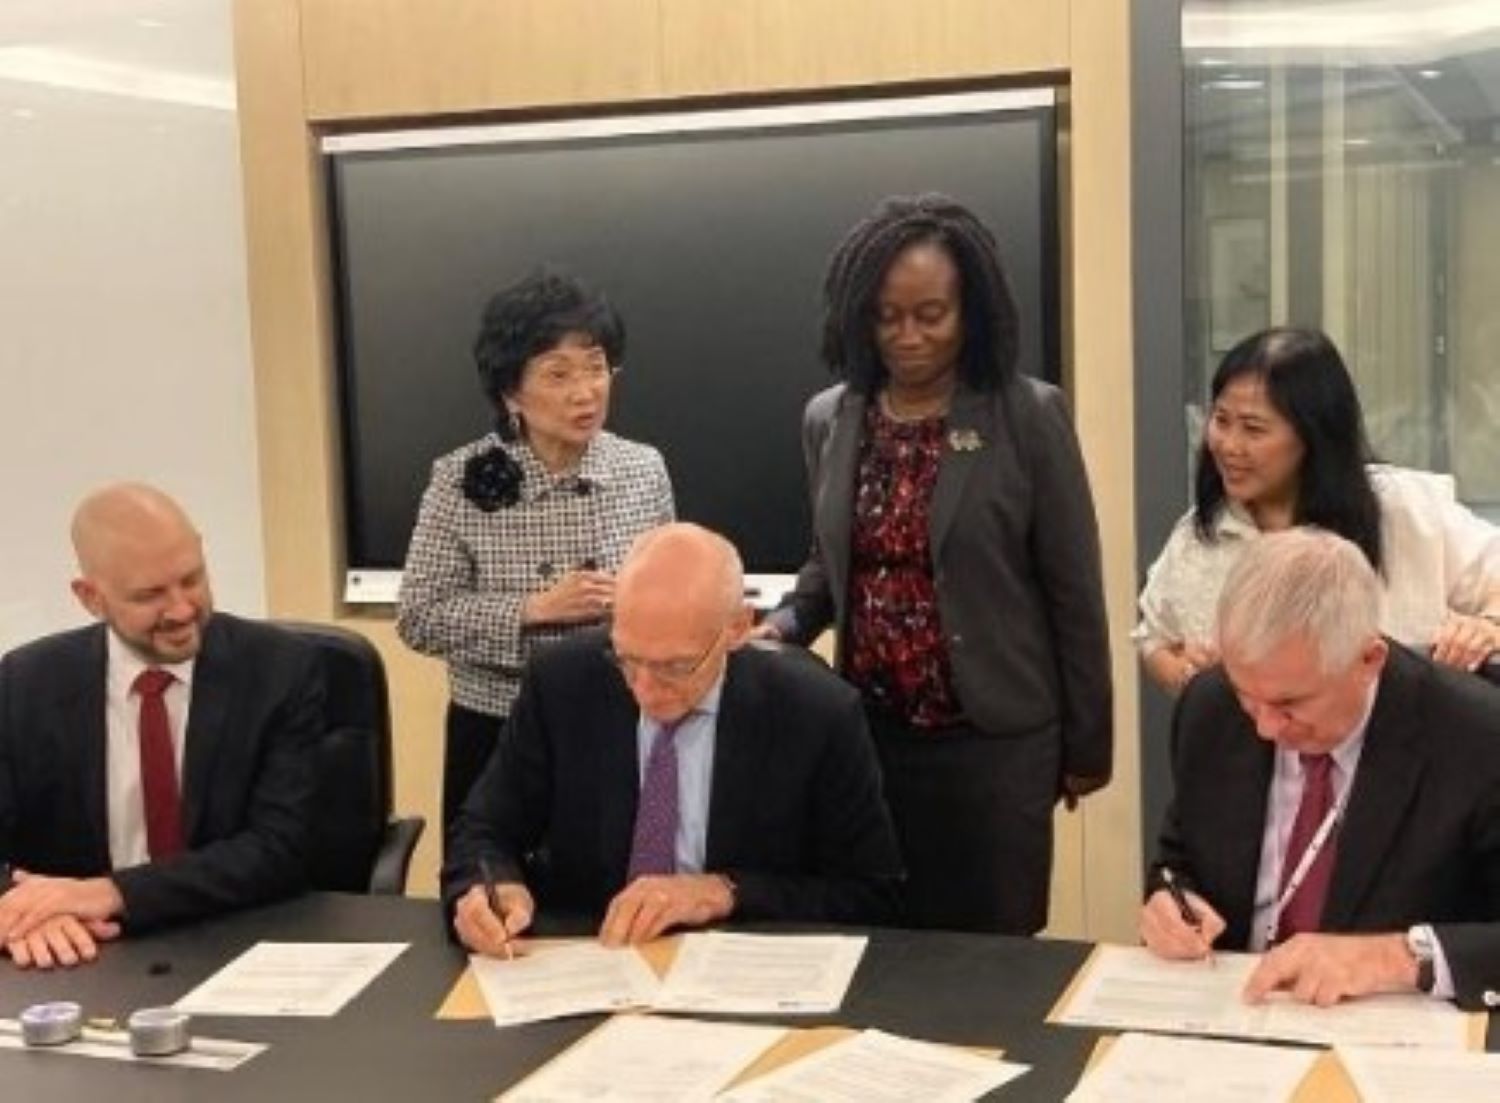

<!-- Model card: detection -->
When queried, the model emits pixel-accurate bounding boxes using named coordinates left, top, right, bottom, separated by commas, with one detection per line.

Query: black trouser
left=443, top=702, right=507, bottom=856
left=866, top=702, right=1059, bottom=936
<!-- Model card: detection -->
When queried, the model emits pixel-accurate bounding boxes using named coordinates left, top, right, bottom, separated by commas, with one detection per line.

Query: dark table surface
left=4, top=892, right=1483, bottom=1101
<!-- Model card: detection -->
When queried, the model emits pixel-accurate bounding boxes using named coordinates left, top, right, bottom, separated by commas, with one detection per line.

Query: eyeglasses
left=605, top=628, right=724, bottom=684
left=528, top=348, right=618, bottom=393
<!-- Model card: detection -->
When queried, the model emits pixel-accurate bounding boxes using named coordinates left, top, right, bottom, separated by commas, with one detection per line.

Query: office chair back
left=277, top=621, right=395, bottom=893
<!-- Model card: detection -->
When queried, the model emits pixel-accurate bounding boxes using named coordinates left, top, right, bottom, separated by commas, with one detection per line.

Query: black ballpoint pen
left=478, top=856, right=515, bottom=961
left=1161, top=866, right=1214, bottom=965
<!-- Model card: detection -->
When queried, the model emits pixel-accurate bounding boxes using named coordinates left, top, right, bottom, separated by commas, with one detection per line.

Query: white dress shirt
left=1248, top=682, right=1455, bottom=997
left=1249, top=693, right=1373, bottom=952
left=105, top=630, right=194, bottom=869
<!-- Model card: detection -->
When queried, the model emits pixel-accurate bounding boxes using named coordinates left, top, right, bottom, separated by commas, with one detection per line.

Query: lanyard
left=1264, top=793, right=1346, bottom=947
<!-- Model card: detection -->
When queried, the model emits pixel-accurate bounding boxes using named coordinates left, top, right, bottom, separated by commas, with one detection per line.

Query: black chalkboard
left=326, top=98, right=1058, bottom=574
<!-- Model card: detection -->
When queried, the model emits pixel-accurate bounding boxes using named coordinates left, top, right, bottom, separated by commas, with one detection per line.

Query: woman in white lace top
left=1136, top=327, right=1500, bottom=695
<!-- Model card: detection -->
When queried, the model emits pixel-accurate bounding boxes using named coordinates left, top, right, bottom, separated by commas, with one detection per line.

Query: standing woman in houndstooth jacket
left=397, top=269, right=674, bottom=845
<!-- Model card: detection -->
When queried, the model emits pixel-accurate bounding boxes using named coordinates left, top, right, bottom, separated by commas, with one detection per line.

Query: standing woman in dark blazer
left=397, top=270, right=674, bottom=842
left=765, top=194, right=1113, bottom=935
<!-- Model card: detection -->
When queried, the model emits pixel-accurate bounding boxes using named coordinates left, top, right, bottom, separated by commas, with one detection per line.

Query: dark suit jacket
left=771, top=379, right=1112, bottom=779
left=442, top=634, right=903, bottom=925
left=1153, top=645, right=1500, bottom=1009
left=0, top=614, right=323, bottom=931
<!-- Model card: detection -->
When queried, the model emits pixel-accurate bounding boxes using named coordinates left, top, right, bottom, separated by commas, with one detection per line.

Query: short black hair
left=472, top=268, right=625, bottom=408
left=821, top=193, right=1020, bottom=394
left=1194, top=326, right=1384, bottom=572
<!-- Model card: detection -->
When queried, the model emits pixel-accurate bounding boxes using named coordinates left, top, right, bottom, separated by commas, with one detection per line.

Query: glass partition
left=1183, top=1, right=1500, bottom=515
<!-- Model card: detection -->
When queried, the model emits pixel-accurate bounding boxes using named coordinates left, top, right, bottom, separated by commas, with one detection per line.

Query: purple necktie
left=1275, top=753, right=1337, bottom=941
left=627, top=720, right=682, bottom=880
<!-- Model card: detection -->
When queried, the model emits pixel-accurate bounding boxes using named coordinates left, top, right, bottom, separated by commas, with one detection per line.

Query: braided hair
left=821, top=193, right=1020, bottom=395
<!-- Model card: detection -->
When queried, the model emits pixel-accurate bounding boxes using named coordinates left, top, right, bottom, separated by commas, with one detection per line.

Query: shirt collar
left=690, top=671, right=725, bottom=722
left=645, top=669, right=725, bottom=735
left=1211, top=500, right=1261, bottom=540
left=1329, top=678, right=1379, bottom=771
left=107, top=627, right=196, bottom=697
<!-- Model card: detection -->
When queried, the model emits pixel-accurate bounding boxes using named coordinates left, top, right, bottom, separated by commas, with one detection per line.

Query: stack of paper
left=1067, top=1033, right=1319, bottom=1103
left=720, top=1028, right=1027, bottom=1102
left=471, top=943, right=661, bottom=1027
left=1337, top=1045, right=1500, bottom=1102
left=499, top=1016, right=786, bottom=1102
left=1052, top=945, right=1477, bottom=1050
left=654, top=932, right=868, bottom=1015
left=173, top=941, right=409, bottom=1017
left=469, top=933, right=871, bottom=1027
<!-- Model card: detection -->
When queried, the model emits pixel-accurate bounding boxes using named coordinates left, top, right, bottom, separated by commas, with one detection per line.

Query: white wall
left=0, top=0, right=264, bottom=652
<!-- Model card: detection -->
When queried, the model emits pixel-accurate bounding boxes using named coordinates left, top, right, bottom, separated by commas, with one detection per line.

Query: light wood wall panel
left=234, top=0, right=341, bottom=616
left=301, top=0, right=664, bottom=120
left=300, top=0, right=1067, bottom=120
left=237, top=0, right=1142, bottom=937
left=1068, top=0, right=1141, bottom=944
left=658, top=0, right=1068, bottom=95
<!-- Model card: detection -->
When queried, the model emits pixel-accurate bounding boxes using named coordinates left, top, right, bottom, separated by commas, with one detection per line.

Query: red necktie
left=627, top=721, right=682, bottom=880
left=1275, top=753, right=1336, bottom=941
left=134, top=668, right=184, bottom=860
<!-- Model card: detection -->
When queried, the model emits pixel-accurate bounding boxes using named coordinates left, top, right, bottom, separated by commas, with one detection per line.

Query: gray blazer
left=772, top=379, right=1113, bottom=780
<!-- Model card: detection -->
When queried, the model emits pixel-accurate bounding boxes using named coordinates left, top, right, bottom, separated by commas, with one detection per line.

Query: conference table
left=2, top=893, right=1492, bottom=1101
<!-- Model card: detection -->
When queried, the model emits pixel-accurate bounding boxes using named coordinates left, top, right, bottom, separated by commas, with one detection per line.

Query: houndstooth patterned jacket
left=396, top=430, right=674, bottom=716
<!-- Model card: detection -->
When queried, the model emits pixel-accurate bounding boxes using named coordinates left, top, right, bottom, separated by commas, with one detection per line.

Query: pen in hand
left=1160, top=866, right=1214, bottom=966
left=478, top=856, right=515, bottom=961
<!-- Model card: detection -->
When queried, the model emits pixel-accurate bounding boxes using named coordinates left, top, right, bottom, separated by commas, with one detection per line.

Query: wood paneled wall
left=234, top=0, right=1141, bottom=941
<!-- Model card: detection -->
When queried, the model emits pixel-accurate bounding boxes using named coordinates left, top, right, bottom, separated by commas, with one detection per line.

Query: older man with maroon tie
left=1141, top=528, right=1500, bottom=1011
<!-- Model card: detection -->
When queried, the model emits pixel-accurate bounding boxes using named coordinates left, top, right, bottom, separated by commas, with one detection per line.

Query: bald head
left=72, top=482, right=199, bottom=577
left=70, top=483, right=213, bottom=664
left=609, top=523, right=751, bottom=723
left=616, top=523, right=744, bottom=626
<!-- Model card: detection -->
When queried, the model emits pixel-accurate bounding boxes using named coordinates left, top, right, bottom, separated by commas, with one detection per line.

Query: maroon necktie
left=627, top=721, right=682, bottom=880
left=134, top=668, right=184, bottom=860
left=1275, top=753, right=1337, bottom=941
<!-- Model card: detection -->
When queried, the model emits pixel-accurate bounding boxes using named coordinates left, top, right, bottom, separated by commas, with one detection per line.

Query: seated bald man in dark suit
left=0, top=483, right=323, bottom=969
left=444, top=522, right=902, bottom=952
left=1142, top=528, right=1500, bottom=1011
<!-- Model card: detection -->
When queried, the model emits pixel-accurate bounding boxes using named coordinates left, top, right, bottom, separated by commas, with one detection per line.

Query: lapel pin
left=947, top=429, right=984, bottom=453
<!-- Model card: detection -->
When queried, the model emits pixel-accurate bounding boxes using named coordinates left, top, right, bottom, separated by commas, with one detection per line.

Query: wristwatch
left=1406, top=924, right=1437, bottom=993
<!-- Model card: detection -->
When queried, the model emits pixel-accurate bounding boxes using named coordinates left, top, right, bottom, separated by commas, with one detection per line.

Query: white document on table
left=719, top=1028, right=1028, bottom=1103
left=499, top=1014, right=785, bottom=1102
left=1065, top=1032, right=1319, bottom=1103
left=471, top=942, right=661, bottom=1027
left=1055, top=945, right=1474, bottom=1050
left=1337, top=1044, right=1500, bottom=1102
left=653, top=932, right=867, bottom=1014
left=173, top=941, right=408, bottom=1016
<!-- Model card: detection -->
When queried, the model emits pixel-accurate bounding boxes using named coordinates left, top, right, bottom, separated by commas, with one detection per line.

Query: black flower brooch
left=461, top=446, right=523, bottom=512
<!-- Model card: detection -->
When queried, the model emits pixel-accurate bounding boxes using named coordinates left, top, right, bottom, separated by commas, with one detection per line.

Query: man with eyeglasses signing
left=1141, top=528, right=1500, bottom=1011
left=443, top=523, right=902, bottom=952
